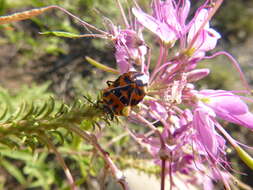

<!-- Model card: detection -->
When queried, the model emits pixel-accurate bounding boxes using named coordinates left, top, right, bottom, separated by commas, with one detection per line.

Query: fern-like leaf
left=0, top=96, right=110, bottom=149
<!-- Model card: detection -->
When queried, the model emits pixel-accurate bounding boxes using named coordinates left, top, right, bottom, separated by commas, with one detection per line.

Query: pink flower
left=199, top=90, right=253, bottom=130
left=114, top=29, right=147, bottom=73
left=77, top=0, right=253, bottom=188
left=148, top=101, right=168, bottom=120
left=187, top=9, right=221, bottom=59
left=186, top=68, right=210, bottom=82
left=132, top=0, right=190, bottom=45
left=193, top=105, right=226, bottom=159
left=132, top=7, right=176, bottom=44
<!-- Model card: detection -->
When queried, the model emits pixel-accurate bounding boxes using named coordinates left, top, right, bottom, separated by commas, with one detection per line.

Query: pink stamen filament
left=116, top=0, right=130, bottom=28
left=204, top=51, right=251, bottom=92
left=48, top=5, right=108, bottom=36
left=151, top=43, right=166, bottom=81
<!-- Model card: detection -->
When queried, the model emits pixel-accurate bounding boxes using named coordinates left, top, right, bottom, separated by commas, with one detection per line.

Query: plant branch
left=68, top=125, right=131, bottom=190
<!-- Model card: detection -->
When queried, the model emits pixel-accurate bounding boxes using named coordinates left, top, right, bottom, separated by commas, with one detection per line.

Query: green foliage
left=0, top=83, right=52, bottom=115
left=0, top=0, right=6, bottom=15
left=0, top=86, right=107, bottom=149
left=0, top=83, right=116, bottom=189
left=0, top=0, right=126, bottom=63
left=196, top=56, right=240, bottom=90
left=215, top=0, right=253, bottom=43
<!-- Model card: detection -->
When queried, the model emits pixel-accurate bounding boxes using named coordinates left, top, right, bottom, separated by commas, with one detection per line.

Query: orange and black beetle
left=102, top=71, right=148, bottom=116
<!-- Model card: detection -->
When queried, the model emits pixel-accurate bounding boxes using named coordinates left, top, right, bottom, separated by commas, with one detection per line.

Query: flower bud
left=186, top=68, right=210, bottom=82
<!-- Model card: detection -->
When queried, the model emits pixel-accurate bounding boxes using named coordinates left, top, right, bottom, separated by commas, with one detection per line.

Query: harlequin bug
left=102, top=71, right=149, bottom=116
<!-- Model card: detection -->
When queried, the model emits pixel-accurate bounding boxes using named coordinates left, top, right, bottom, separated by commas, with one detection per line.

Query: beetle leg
left=106, top=81, right=114, bottom=86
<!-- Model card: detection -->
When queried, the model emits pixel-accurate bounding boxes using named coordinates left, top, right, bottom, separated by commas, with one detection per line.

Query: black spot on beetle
left=135, top=88, right=144, bottom=96
left=112, top=89, right=122, bottom=97
left=107, top=98, right=114, bottom=105
left=120, top=96, right=129, bottom=105
left=124, top=76, right=133, bottom=84
left=120, top=85, right=132, bottom=92
left=103, top=91, right=110, bottom=97
left=130, top=99, right=140, bottom=106
left=113, top=79, right=120, bottom=87
left=127, top=88, right=134, bottom=99
left=112, top=105, right=119, bottom=112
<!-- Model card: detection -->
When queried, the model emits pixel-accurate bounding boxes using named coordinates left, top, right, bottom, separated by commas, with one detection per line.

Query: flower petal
left=193, top=107, right=219, bottom=156
left=148, top=101, right=168, bottom=120
left=132, top=7, right=176, bottom=43
left=200, top=90, right=253, bottom=130
left=187, top=9, right=221, bottom=58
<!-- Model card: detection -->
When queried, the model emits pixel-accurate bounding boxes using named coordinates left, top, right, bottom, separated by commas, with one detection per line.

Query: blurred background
left=0, top=0, right=253, bottom=189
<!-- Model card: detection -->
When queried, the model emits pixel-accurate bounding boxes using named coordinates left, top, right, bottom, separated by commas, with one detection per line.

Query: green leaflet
left=39, top=31, right=86, bottom=38
left=85, top=56, right=119, bottom=74
left=0, top=149, right=34, bottom=162
left=0, top=105, right=8, bottom=120
left=0, top=158, right=26, bottom=185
